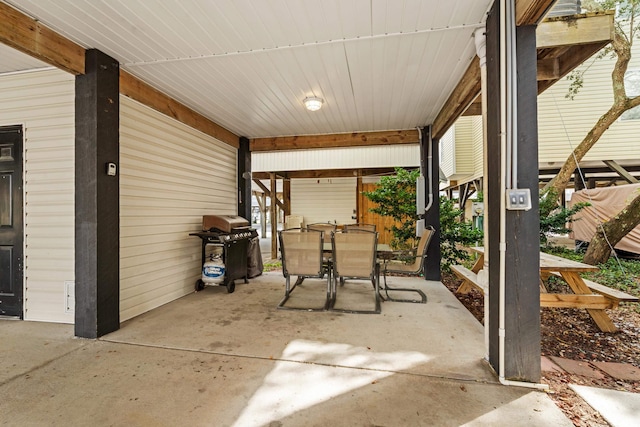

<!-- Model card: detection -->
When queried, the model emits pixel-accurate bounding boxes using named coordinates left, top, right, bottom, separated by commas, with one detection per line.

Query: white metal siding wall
left=253, top=144, right=419, bottom=172
left=538, top=43, right=640, bottom=163
left=471, top=115, right=484, bottom=178
left=440, top=126, right=455, bottom=177
left=120, top=96, right=237, bottom=321
left=0, top=68, right=75, bottom=323
left=453, top=116, right=474, bottom=177
left=291, top=178, right=356, bottom=225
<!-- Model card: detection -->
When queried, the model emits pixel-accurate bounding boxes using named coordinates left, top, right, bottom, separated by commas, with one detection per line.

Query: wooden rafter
left=432, top=57, right=481, bottom=139
left=0, top=2, right=85, bottom=74
left=0, top=2, right=239, bottom=148
left=454, top=12, right=614, bottom=125
left=250, top=129, right=419, bottom=152
left=515, top=0, right=556, bottom=26
left=603, top=160, right=640, bottom=184
left=251, top=167, right=405, bottom=180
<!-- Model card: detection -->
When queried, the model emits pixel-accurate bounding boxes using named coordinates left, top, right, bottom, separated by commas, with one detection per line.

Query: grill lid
left=202, top=215, right=250, bottom=233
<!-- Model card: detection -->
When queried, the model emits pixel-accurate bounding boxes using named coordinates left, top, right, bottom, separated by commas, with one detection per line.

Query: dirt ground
left=441, top=272, right=640, bottom=426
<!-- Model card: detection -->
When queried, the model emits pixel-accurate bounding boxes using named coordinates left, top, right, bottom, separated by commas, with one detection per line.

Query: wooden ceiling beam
left=0, top=2, right=239, bottom=148
left=120, top=71, right=239, bottom=148
left=252, top=167, right=404, bottom=180
left=0, top=2, right=85, bottom=74
left=536, top=12, right=614, bottom=50
left=250, top=129, right=419, bottom=152
left=515, top=0, right=556, bottom=26
left=450, top=12, right=614, bottom=121
left=432, top=56, right=481, bottom=139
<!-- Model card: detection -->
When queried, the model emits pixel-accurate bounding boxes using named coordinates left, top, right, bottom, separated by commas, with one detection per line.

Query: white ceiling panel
left=0, top=44, right=50, bottom=74
left=2, top=0, right=493, bottom=139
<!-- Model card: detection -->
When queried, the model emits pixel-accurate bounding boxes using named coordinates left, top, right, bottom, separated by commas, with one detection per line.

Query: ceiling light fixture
left=303, top=96, right=324, bottom=111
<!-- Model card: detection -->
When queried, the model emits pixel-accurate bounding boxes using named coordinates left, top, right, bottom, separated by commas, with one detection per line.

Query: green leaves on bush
left=439, top=196, right=483, bottom=270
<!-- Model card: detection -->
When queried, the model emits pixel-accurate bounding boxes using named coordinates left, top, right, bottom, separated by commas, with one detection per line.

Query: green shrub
left=439, top=196, right=483, bottom=271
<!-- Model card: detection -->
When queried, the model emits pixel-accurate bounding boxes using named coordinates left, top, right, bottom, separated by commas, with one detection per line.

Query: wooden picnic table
left=458, top=247, right=623, bottom=332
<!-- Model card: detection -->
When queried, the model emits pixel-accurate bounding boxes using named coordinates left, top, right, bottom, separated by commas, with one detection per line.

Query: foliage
left=543, top=246, right=640, bottom=298
left=362, top=168, right=420, bottom=249
left=439, top=196, right=484, bottom=271
left=565, top=0, right=640, bottom=100
left=539, top=194, right=590, bottom=246
left=362, top=168, right=483, bottom=270
left=262, top=259, right=282, bottom=272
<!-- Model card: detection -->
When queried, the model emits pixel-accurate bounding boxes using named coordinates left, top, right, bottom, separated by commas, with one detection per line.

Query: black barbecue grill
left=190, top=215, right=261, bottom=293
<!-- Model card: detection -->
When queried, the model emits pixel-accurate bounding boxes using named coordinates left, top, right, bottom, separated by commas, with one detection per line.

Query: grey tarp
left=568, top=183, right=640, bottom=255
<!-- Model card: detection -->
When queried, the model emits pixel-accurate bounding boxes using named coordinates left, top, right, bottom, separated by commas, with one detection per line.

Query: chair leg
left=381, top=270, right=427, bottom=304
left=278, top=275, right=329, bottom=311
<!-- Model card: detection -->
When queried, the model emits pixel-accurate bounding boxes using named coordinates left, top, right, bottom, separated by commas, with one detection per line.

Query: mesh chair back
left=343, top=223, right=376, bottom=232
left=279, top=228, right=324, bottom=277
left=307, top=223, right=337, bottom=243
left=407, top=226, right=435, bottom=272
left=332, top=230, right=377, bottom=279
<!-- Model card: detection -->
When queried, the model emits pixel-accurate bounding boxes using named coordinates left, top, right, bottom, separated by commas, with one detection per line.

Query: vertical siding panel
left=440, top=126, right=455, bottom=177
left=0, top=69, right=75, bottom=323
left=290, top=178, right=356, bottom=225
left=454, top=117, right=474, bottom=175
left=119, top=96, right=237, bottom=322
left=471, top=115, right=484, bottom=178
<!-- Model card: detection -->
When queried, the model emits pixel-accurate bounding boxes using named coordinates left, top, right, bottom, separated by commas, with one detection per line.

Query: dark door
left=0, top=125, right=23, bottom=318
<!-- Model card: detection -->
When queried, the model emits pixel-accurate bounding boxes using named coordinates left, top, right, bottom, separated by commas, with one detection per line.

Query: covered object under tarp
left=569, top=183, right=640, bottom=255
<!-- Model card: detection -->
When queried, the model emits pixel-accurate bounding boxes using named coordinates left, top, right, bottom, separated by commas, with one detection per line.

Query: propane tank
left=202, top=248, right=225, bottom=284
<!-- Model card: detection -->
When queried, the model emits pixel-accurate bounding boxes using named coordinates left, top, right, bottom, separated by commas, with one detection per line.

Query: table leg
left=471, top=254, right=484, bottom=274
left=560, top=272, right=617, bottom=332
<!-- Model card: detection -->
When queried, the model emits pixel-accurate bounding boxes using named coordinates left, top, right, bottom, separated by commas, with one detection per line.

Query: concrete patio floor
left=0, top=272, right=571, bottom=426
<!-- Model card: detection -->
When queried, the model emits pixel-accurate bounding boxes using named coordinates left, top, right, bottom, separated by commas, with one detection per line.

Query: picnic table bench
left=451, top=247, right=638, bottom=332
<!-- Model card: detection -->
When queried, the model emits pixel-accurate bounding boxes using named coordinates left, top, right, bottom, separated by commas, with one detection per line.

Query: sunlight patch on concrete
left=231, top=339, right=431, bottom=426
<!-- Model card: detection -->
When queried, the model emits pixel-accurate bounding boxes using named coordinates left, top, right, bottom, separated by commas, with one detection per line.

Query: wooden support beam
left=252, top=167, right=404, bottom=180
left=536, top=58, right=559, bottom=80
left=252, top=178, right=271, bottom=196
left=537, top=12, right=614, bottom=50
left=250, top=129, right=419, bottom=152
left=119, top=71, right=239, bottom=148
left=433, top=57, right=481, bottom=139
left=252, top=178, right=286, bottom=211
left=0, top=2, right=85, bottom=75
left=603, top=160, right=640, bottom=184
left=457, top=13, right=614, bottom=119
left=515, top=0, right=556, bottom=26
left=283, top=178, right=291, bottom=216
left=356, top=172, right=363, bottom=223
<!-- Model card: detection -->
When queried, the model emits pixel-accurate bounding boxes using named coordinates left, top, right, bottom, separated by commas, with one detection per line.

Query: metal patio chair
left=307, top=223, right=337, bottom=243
left=380, top=225, right=435, bottom=304
left=330, top=229, right=380, bottom=314
left=278, top=228, right=331, bottom=311
left=343, top=223, right=376, bottom=232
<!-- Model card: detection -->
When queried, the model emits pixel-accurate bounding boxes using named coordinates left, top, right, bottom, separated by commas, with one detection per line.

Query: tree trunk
left=583, top=191, right=640, bottom=264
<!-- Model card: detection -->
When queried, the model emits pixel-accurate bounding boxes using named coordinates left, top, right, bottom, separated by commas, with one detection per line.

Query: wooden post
left=75, top=49, right=120, bottom=338
left=237, top=137, right=251, bottom=220
left=486, top=3, right=541, bottom=382
left=283, top=177, right=291, bottom=216
left=356, top=171, right=363, bottom=223
left=270, top=173, right=278, bottom=259
left=422, top=126, right=441, bottom=281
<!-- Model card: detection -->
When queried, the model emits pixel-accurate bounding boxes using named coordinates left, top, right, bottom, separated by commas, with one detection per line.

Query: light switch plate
left=506, top=188, right=532, bottom=211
